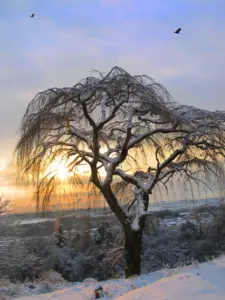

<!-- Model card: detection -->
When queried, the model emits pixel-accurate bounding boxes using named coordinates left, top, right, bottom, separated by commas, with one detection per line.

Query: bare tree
left=0, top=195, right=11, bottom=215
left=15, top=67, right=225, bottom=277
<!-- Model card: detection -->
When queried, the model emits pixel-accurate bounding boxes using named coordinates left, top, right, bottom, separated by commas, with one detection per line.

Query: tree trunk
left=99, top=186, right=148, bottom=278
left=123, top=225, right=143, bottom=277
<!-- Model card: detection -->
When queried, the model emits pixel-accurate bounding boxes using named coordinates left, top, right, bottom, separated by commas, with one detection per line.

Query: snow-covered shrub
left=91, top=222, right=113, bottom=245
left=178, top=221, right=198, bottom=241
left=98, top=243, right=124, bottom=278
left=142, top=233, right=182, bottom=271
left=34, top=222, right=124, bottom=282
left=141, top=208, right=225, bottom=275
left=0, top=238, right=42, bottom=282
left=0, top=278, right=31, bottom=299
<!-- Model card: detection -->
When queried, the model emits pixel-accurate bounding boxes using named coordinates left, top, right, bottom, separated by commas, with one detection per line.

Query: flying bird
left=174, top=28, right=181, bottom=34
left=30, top=13, right=35, bottom=18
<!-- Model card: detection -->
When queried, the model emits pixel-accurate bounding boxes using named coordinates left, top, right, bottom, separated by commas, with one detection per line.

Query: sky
left=0, top=0, right=225, bottom=211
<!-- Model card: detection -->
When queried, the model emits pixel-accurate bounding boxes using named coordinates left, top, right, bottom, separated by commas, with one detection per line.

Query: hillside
left=17, top=255, right=225, bottom=300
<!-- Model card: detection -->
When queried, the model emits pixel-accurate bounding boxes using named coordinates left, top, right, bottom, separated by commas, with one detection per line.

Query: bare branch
left=14, top=66, right=225, bottom=222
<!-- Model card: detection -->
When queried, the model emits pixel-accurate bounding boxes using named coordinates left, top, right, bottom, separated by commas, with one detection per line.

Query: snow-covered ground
left=12, top=218, right=55, bottom=225
left=8, top=197, right=220, bottom=226
left=9, top=213, right=210, bottom=229
left=147, top=197, right=222, bottom=212
left=16, top=255, right=225, bottom=300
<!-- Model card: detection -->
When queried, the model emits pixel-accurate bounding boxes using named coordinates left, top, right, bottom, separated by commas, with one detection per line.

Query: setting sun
left=43, top=157, right=91, bottom=180
left=50, top=161, right=71, bottom=180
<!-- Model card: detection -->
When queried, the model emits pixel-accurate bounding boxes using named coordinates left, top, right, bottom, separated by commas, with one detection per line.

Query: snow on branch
left=131, top=186, right=148, bottom=231
left=99, top=92, right=108, bottom=123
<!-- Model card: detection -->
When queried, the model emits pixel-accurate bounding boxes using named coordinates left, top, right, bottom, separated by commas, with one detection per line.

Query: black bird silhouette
left=30, top=13, right=35, bottom=18
left=174, top=28, right=181, bottom=34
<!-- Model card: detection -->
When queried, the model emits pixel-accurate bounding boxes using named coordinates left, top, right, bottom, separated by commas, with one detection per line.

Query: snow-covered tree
left=15, top=67, right=225, bottom=277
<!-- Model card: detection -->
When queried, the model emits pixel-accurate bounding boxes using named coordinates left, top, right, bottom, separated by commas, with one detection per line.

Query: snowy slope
left=117, top=272, right=225, bottom=300
left=18, top=256, right=225, bottom=300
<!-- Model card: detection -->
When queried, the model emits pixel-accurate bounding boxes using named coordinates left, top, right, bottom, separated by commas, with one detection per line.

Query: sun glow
left=0, top=157, right=8, bottom=172
left=44, top=157, right=91, bottom=180
left=50, top=161, right=71, bottom=180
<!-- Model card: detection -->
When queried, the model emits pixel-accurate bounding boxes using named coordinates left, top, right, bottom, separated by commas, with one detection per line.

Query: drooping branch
left=15, top=66, right=225, bottom=216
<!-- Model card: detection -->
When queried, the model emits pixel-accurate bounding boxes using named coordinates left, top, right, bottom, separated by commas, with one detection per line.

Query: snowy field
left=12, top=218, right=55, bottom=225
left=1, top=197, right=224, bottom=299
left=9, top=197, right=222, bottom=226
left=16, top=255, right=225, bottom=300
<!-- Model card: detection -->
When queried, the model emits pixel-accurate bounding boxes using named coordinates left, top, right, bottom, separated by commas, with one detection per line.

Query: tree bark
left=98, top=186, right=149, bottom=278
left=123, top=225, right=143, bottom=277
left=123, top=191, right=149, bottom=277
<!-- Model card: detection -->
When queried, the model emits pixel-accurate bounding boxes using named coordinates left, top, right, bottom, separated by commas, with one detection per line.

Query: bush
left=141, top=208, right=225, bottom=275
left=178, top=221, right=198, bottom=241
left=23, top=221, right=124, bottom=282
left=2, top=205, right=225, bottom=285
left=0, top=238, right=42, bottom=282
